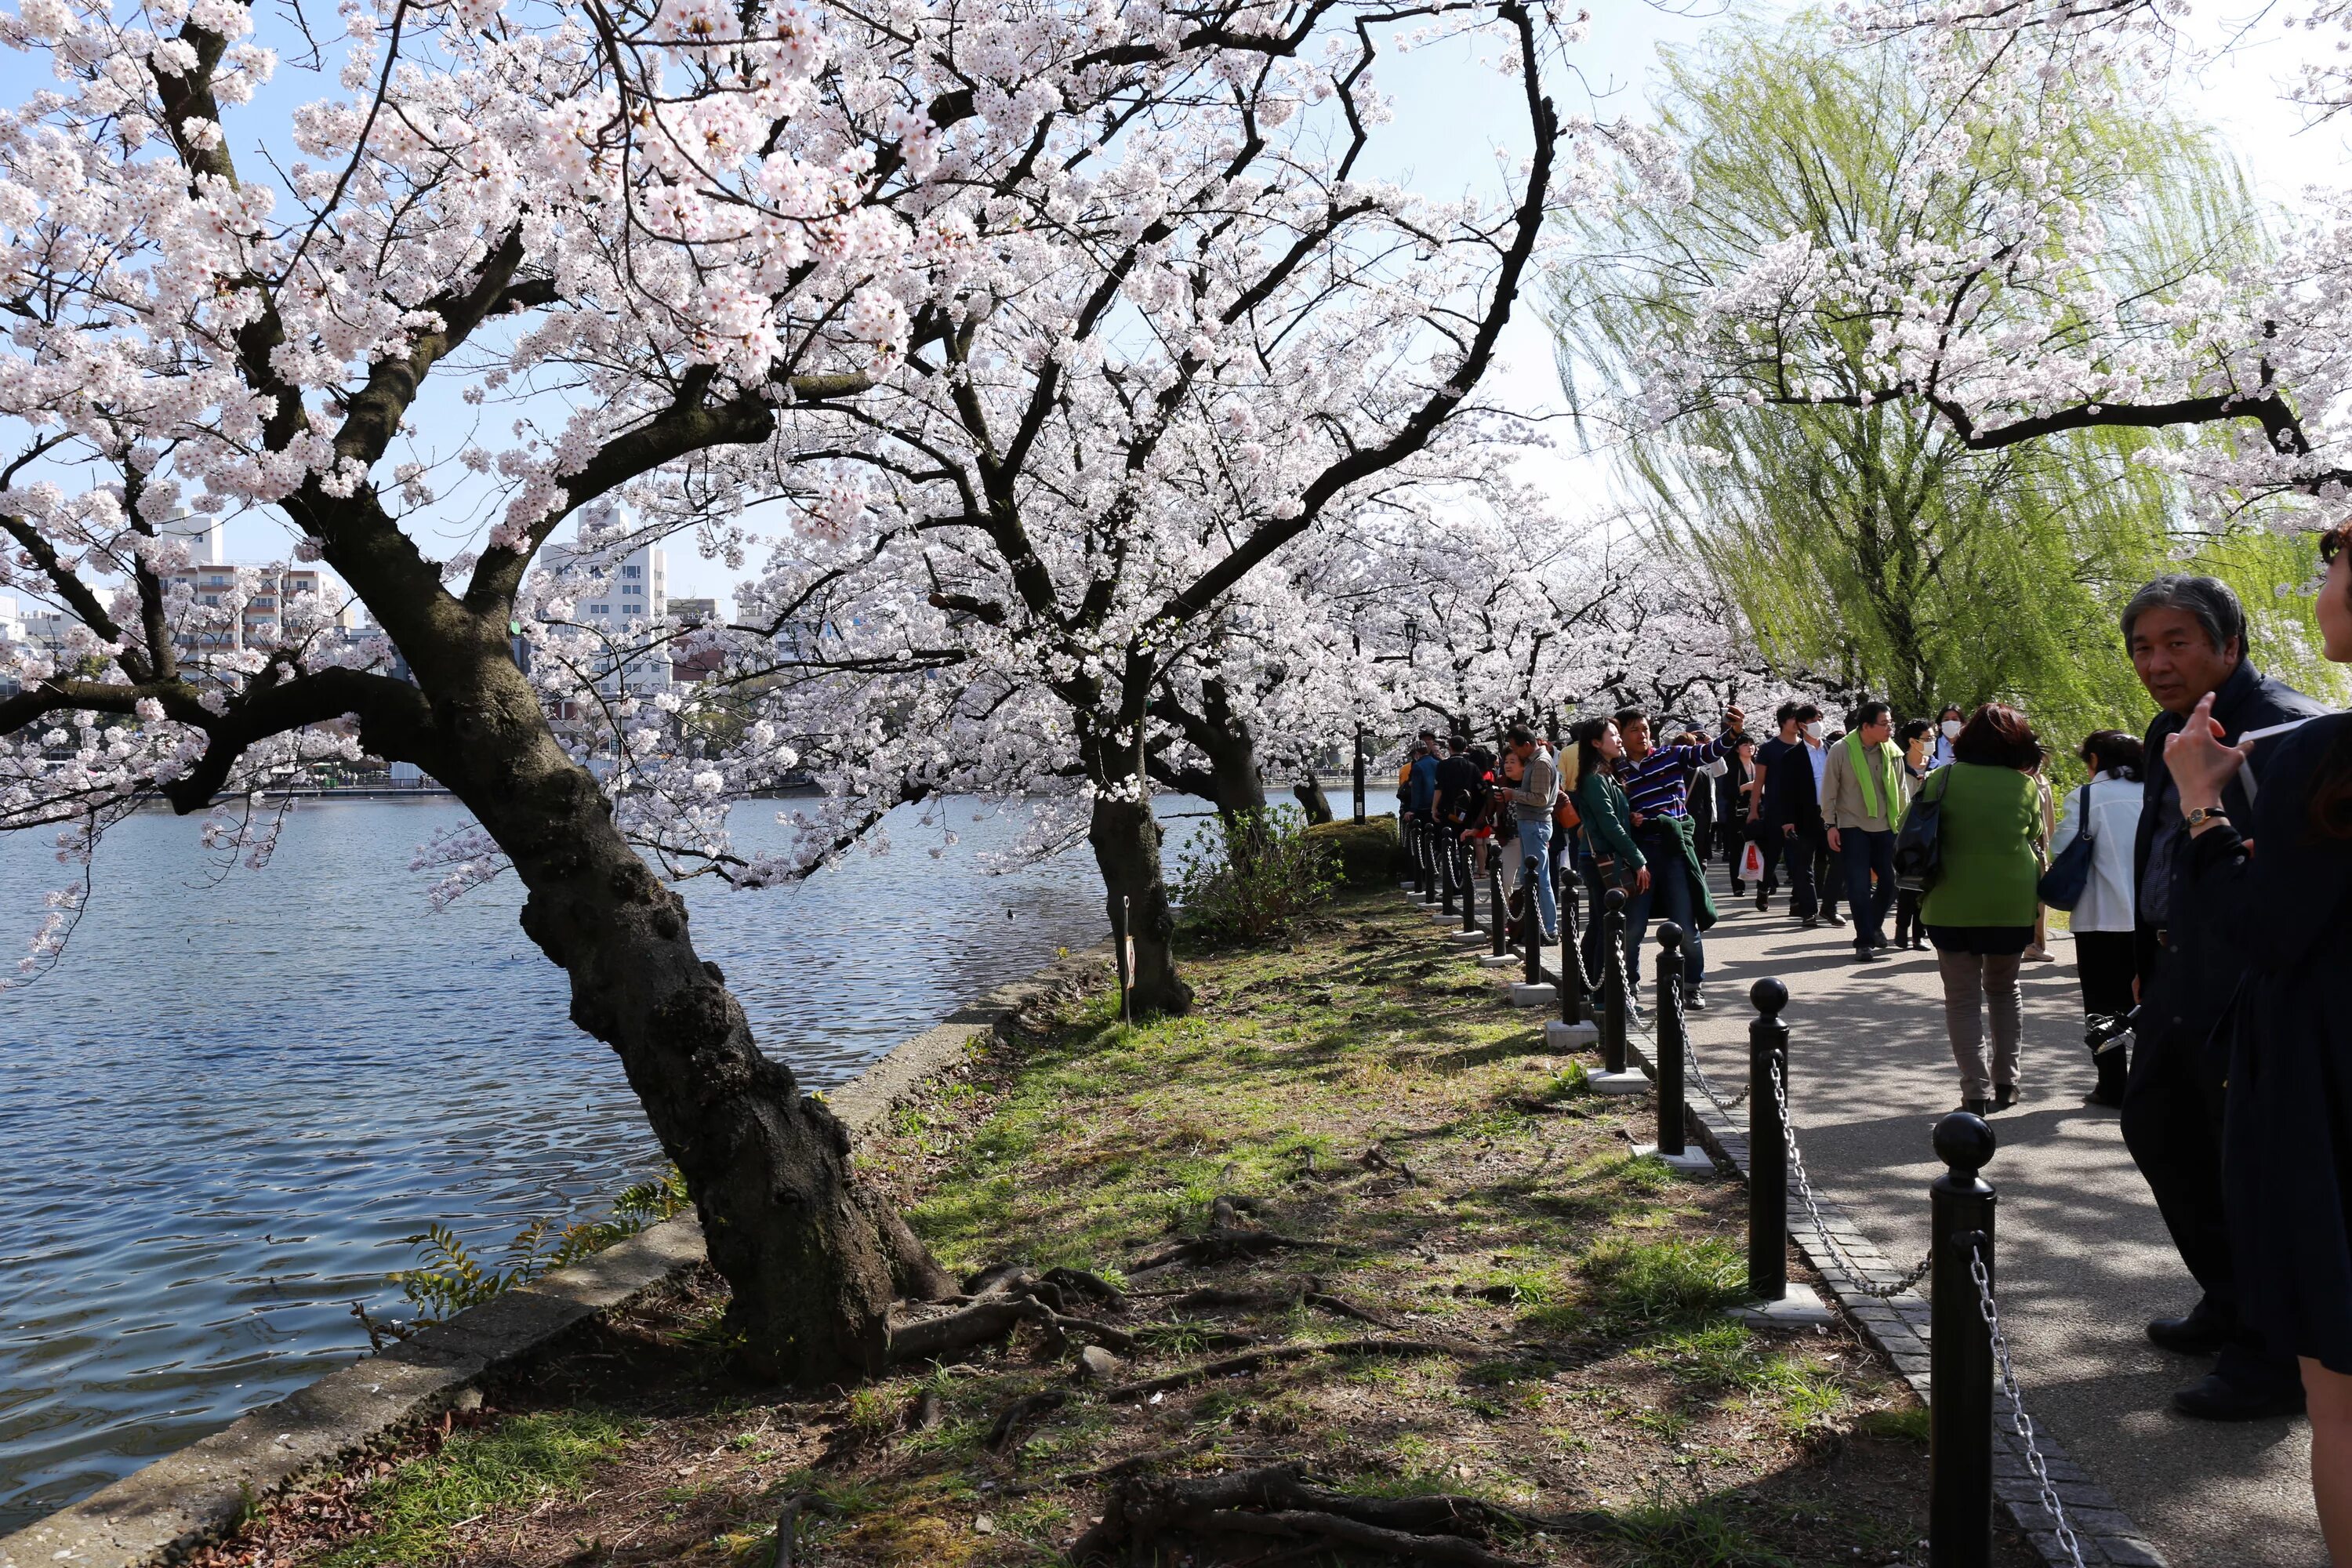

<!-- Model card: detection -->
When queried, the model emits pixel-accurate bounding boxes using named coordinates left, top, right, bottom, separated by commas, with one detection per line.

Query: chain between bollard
left=1769, top=1061, right=1933, bottom=1301
left=1971, top=1242, right=2088, bottom=1568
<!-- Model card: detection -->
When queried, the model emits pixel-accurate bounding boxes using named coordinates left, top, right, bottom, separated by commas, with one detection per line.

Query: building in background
left=154, top=516, right=356, bottom=654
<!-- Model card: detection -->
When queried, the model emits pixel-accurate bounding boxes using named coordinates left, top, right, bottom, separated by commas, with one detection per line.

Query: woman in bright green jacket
left=1918, top=703, right=2046, bottom=1116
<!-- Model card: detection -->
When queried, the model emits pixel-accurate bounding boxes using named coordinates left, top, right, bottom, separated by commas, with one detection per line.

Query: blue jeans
left=1841, top=827, right=1897, bottom=949
left=1628, top=827, right=1706, bottom=993
left=1515, top=814, right=1557, bottom=938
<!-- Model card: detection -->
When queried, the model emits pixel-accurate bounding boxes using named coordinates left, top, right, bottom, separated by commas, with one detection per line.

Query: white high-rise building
left=572, top=542, right=667, bottom=630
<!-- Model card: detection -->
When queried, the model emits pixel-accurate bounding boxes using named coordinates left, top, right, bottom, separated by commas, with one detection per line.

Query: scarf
left=1846, top=731, right=1901, bottom=822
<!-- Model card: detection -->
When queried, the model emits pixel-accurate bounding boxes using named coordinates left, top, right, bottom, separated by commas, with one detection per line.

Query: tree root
left=984, top=1389, right=1067, bottom=1453
left=769, top=1490, right=840, bottom=1568
left=890, top=1269, right=1137, bottom=1365
left=1066, top=1462, right=1608, bottom=1566
left=1169, top=1279, right=1402, bottom=1330
left=1359, top=1145, right=1420, bottom=1185
left=1130, top=1228, right=1336, bottom=1275
left=1102, top=1337, right=1478, bottom=1402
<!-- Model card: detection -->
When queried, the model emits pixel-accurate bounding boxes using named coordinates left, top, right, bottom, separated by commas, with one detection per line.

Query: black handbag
left=1893, top=767, right=1950, bottom=894
left=2038, top=784, right=2096, bottom=910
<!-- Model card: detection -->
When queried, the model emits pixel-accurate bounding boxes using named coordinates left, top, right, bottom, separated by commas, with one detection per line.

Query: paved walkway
left=1663, top=894, right=2323, bottom=1568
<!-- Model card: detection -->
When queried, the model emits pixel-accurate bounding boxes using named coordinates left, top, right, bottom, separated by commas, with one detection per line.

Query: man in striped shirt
left=1613, top=705, right=1747, bottom=1010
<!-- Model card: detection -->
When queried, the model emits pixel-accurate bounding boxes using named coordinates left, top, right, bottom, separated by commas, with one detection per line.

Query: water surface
left=0, top=793, right=1273, bottom=1533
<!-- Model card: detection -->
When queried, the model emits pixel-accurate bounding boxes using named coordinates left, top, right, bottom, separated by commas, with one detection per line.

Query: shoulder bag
left=2037, top=784, right=2097, bottom=911
left=1893, top=766, right=1951, bottom=894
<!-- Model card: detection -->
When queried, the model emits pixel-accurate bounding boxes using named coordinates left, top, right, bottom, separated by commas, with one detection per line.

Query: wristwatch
left=2184, top=806, right=2228, bottom=829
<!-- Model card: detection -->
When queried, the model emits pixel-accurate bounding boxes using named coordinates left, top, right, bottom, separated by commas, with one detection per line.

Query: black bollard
left=1521, top=856, right=1543, bottom=982
left=1559, top=872, right=1587, bottom=1026
left=1929, top=1112, right=1998, bottom=1568
left=1747, top=978, right=1791, bottom=1303
left=1459, top=838, right=1478, bottom=932
left=1488, top=857, right=1508, bottom=958
left=1601, top=888, right=1629, bottom=1075
left=1421, top=819, right=1439, bottom=905
left=1439, top=826, right=1458, bottom=916
left=1654, top=924, right=1688, bottom=1158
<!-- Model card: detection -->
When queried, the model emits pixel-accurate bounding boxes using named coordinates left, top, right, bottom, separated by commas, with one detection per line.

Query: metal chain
left=1972, top=1243, right=2089, bottom=1568
left=1770, top=1061, right=1933, bottom=1301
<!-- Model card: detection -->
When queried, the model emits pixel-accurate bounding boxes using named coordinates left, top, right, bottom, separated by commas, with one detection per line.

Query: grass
left=316, top=1410, right=628, bottom=1567
left=205, top=890, right=2034, bottom=1568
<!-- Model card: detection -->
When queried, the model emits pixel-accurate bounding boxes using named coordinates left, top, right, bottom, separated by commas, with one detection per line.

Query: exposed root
left=984, top=1389, right=1068, bottom=1453
left=1129, top=1228, right=1335, bottom=1275
left=909, top=1386, right=942, bottom=1430
left=768, top=1490, right=840, bottom=1568
left=1102, top=1337, right=1479, bottom=1402
left=890, top=1269, right=1137, bottom=1365
left=1168, top=1279, right=1401, bottom=1330
left=1066, top=1462, right=1607, bottom=1566
left=1359, top=1145, right=1420, bottom=1185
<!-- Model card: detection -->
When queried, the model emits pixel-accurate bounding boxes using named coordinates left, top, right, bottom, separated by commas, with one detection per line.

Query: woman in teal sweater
left=1918, top=704, right=2046, bottom=1115
left=1569, top=717, right=1650, bottom=989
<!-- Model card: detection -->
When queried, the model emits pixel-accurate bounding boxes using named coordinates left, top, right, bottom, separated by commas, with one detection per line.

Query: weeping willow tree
left=1550, top=18, right=2309, bottom=741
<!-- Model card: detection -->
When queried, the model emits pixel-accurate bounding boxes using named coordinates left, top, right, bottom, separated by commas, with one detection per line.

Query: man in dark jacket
left=2122, top=574, right=2327, bottom=1421
left=1759, top=701, right=1831, bottom=924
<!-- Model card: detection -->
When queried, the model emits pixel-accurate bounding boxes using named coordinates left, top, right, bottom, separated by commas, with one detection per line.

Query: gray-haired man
left=2123, top=574, right=2325, bottom=1421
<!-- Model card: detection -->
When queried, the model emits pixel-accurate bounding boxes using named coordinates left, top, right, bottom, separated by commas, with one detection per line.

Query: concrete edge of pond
left=0, top=940, right=1114, bottom=1568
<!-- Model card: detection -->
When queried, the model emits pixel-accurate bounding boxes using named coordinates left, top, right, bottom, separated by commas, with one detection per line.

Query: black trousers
left=2074, top=930, right=2136, bottom=1021
left=2120, top=959, right=2302, bottom=1395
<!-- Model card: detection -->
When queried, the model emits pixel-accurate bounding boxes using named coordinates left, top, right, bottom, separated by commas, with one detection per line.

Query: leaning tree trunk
left=1196, top=679, right=1268, bottom=829
left=431, top=648, right=946, bottom=1382
left=1293, top=775, right=1334, bottom=824
left=1088, top=790, right=1192, bottom=1017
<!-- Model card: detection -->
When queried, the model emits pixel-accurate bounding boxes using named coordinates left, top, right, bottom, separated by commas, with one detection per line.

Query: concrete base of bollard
left=1508, top=982, right=1555, bottom=1007
left=1588, top=1069, right=1650, bottom=1096
left=1727, top=1284, right=1837, bottom=1328
left=1632, top=1142, right=1716, bottom=1175
left=1475, top=953, right=1519, bottom=969
left=1444, top=928, right=1490, bottom=946
left=1544, top=1019, right=1599, bottom=1050
left=1429, top=906, right=1463, bottom=920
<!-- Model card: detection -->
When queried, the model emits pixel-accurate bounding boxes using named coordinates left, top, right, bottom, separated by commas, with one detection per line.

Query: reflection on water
left=0, top=792, right=1288, bottom=1533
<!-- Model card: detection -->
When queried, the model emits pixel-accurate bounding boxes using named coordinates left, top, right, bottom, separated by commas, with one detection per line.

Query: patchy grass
left=198, top=890, right=2036, bottom=1568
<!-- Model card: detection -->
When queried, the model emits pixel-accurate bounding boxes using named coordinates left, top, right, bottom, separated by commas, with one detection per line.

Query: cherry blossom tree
left=0, top=0, right=1628, bottom=1371
left=682, top=0, right=1617, bottom=1015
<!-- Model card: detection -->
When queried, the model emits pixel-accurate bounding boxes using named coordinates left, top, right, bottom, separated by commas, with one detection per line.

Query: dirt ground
left=189, top=890, right=2043, bottom=1568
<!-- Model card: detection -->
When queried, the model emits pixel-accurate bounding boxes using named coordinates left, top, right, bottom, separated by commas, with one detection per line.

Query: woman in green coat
left=1918, top=704, right=2047, bottom=1115
left=1569, top=717, right=1650, bottom=990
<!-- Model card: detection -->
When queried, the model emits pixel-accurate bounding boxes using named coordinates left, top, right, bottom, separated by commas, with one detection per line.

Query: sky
left=3, top=0, right=2348, bottom=604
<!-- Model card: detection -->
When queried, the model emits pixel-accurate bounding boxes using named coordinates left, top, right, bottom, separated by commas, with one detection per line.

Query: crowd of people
left=1396, top=547, right=2352, bottom=1555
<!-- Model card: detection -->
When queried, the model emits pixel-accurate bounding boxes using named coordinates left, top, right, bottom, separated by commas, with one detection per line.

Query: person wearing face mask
left=2170, top=523, right=2352, bottom=1552
left=1892, top=719, right=1936, bottom=949
left=1612, top=706, right=1747, bottom=1008
left=1759, top=702, right=1833, bottom=927
left=2121, top=572, right=2326, bottom=1423
left=1930, top=706, right=1965, bottom=768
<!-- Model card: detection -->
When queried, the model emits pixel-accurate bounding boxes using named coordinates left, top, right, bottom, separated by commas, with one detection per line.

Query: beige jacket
left=1822, top=737, right=1911, bottom=833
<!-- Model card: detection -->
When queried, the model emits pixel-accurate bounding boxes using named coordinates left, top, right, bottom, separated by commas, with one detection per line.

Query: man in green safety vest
left=1822, top=699, right=1911, bottom=962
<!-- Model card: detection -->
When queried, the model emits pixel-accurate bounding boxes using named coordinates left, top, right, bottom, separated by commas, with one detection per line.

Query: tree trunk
left=1089, top=791, right=1192, bottom=1017
left=1293, top=776, right=1334, bottom=823
left=430, top=650, right=944, bottom=1382
left=1196, top=679, right=1267, bottom=828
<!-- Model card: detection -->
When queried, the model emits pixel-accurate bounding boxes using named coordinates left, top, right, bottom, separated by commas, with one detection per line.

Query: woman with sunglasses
left=2169, top=523, right=2352, bottom=1555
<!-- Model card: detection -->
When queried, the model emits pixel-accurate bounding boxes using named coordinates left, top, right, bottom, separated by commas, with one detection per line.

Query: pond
left=0, top=790, right=1388, bottom=1534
